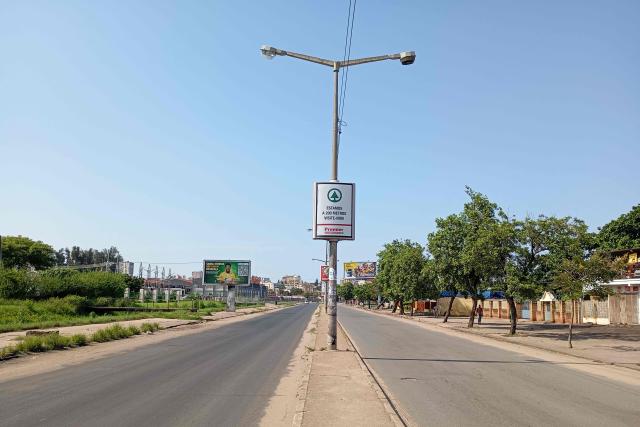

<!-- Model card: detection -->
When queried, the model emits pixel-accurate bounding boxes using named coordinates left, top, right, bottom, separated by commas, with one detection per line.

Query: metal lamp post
left=261, top=45, right=415, bottom=349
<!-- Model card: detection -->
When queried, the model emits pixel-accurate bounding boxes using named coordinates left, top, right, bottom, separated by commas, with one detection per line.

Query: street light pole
left=261, top=45, right=415, bottom=350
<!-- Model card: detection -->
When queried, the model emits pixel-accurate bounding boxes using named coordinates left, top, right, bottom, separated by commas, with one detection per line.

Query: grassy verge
left=0, top=322, right=160, bottom=361
left=1, top=298, right=265, bottom=333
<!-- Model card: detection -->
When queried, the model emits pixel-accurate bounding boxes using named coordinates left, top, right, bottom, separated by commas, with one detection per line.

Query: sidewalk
left=0, top=305, right=278, bottom=350
left=351, top=305, right=640, bottom=371
left=301, top=306, right=399, bottom=427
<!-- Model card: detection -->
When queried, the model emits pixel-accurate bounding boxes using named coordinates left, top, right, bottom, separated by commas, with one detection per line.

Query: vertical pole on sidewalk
left=326, top=63, right=340, bottom=350
left=327, top=241, right=338, bottom=349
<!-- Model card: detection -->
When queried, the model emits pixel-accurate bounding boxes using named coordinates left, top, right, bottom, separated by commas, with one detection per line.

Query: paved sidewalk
left=0, top=305, right=278, bottom=349
left=301, top=306, right=398, bottom=427
left=350, top=305, right=640, bottom=371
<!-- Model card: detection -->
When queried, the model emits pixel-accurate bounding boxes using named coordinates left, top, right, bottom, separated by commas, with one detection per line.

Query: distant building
left=118, top=261, right=135, bottom=276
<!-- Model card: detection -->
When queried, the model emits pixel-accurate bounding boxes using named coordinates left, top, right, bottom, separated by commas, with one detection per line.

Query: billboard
left=320, top=265, right=329, bottom=282
left=344, top=262, right=376, bottom=280
left=203, top=260, right=251, bottom=286
left=313, top=182, right=355, bottom=240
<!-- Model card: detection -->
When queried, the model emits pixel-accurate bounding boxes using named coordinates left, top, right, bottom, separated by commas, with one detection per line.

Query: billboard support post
left=226, top=286, right=236, bottom=312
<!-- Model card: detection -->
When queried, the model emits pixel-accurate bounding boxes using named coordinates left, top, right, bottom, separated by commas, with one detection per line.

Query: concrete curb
left=337, top=319, right=409, bottom=427
left=349, top=305, right=640, bottom=373
left=293, top=306, right=320, bottom=427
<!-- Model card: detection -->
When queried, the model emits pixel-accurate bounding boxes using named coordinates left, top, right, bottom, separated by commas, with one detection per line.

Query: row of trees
left=372, top=189, right=636, bottom=345
left=0, top=235, right=123, bottom=271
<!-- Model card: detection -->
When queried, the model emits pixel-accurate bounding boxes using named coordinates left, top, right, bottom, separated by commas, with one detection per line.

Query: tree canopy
left=597, top=204, right=640, bottom=250
left=1, top=235, right=56, bottom=270
left=428, top=188, right=514, bottom=326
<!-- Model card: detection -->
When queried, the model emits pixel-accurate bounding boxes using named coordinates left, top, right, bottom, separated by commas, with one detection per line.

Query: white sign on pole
left=313, top=182, right=355, bottom=240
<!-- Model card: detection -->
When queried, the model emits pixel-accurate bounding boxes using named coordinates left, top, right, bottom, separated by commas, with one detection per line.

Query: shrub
left=16, top=334, right=72, bottom=352
left=0, top=269, right=37, bottom=299
left=0, top=268, right=128, bottom=300
left=91, top=323, right=138, bottom=342
left=127, top=325, right=141, bottom=335
left=91, top=328, right=112, bottom=343
left=141, top=322, right=160, bottom=333
left=70, top=334, right=88, bottom=346
left=94, top=297, right=114, bottom=307
left=40, top=296, right=88, bottom=315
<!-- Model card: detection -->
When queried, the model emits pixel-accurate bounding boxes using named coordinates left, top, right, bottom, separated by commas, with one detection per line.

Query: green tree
left=596, top=204, right=640, bottom=250
left=377, top=239, right=426, bottom=315
left=503, top=216, right=592, bottom=334
left=1, top=236, right=56, bottom=270
left=552, top=252, right=622, bottom=348
left=352, top=281, right=378, bottom=308
left=428, top=188, right=514, bottom=328
left=290, top=287, right=304, bottom=296
left=337, top=282, right=354, bottom=301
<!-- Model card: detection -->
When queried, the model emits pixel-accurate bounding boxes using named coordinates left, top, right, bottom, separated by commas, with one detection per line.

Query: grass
left=0, top=297, right=265, bottom=333
left=0, top=322, right=161, bottom=361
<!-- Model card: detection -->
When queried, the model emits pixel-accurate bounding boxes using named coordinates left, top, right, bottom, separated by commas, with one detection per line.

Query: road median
left=299, top=305, right=401, bottom=427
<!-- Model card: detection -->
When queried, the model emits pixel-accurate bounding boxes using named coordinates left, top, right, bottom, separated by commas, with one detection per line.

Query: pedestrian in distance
left=476, top=304, right=484, bottom=325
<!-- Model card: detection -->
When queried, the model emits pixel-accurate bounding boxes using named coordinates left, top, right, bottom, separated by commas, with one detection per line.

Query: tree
left=597, top=204, right=640, bottom=250
left=377, top=239, right=426, bottom=315
left=503, top=216, right=592, bottom=334
left=352, top=281, right=378, bottom=308
left=337, top=282, right=354, bottom=301
left=1, top=235, right=56, bottom=270
left=290, top=287, right=304, bottom=296
left=552, top=252, right=622, bottom=348
left=428, top=188, right=514, bottom=328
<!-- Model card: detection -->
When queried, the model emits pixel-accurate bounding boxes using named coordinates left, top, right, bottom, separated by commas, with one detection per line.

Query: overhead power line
left=338, top=0, right=357, bottom=145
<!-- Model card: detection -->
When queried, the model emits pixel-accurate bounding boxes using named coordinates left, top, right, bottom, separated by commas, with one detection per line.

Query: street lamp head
left=261, top=45, right=279, bottom=59
left=399, top=51, right=416, bottom=65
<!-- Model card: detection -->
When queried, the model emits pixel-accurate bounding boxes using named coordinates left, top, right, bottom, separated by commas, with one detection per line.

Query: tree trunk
left=368, top=299, right=371, bottom=309
left=468, top=297, right=478, bottom=328
left=443, top=296, right=455, bottom=323
left=410, top=299, right=415, bottom=316
left=391, top=300, right=397, bottom=313
left=568, top=300, right=574, bottom=349
left=399, top=298, right=405, bottom=315
left=506, top=296, right=517, bottom=335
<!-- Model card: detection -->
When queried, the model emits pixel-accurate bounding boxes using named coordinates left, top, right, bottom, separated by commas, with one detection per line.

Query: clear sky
left=1, top=1, right=638, bottom=282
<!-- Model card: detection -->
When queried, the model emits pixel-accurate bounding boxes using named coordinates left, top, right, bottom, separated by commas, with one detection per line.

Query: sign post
left=313, top=182, right=355, bottom=349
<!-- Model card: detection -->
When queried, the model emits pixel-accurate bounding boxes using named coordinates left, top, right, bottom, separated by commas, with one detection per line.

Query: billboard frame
left=203, top=260, right=252, bottom=287
left=343, top=261, right=377, bottom=281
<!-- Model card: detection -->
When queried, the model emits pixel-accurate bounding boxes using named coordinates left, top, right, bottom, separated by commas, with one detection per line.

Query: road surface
left=0, top=304, right=316, bottom=427
left=338, top=305, right=640, bottom=427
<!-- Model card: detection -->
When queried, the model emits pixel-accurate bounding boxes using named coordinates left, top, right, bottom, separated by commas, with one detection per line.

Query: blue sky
left=1, top=1, right=638, bottom=282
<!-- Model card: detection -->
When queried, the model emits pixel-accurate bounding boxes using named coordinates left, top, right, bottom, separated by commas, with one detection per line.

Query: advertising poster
left=320, top=265, right=329, bottom=281
left=313, top=182, right=355, bottom=240
left=203, top=260, right=251, bottom=286
left=344, top=261, right=376, bottom=280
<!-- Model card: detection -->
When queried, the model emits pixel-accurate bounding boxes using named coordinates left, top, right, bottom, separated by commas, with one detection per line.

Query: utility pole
left=260, top=45, right=415, bottom=350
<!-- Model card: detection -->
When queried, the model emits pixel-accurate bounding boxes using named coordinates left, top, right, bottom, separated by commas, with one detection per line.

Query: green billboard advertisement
left=203, top=260, right=251, bottom=286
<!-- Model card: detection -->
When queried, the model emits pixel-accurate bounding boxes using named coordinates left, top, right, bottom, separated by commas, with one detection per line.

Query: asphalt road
left=338, top=305, right=640, bottom=427
left=0, top=303, right=316, bottom=427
